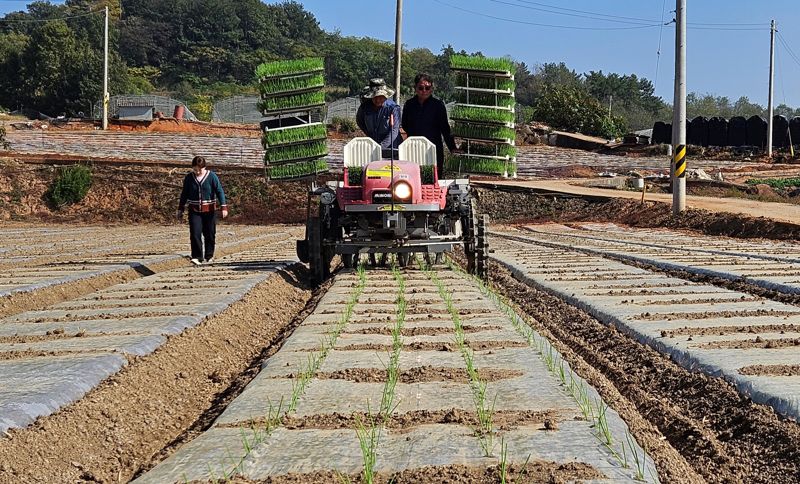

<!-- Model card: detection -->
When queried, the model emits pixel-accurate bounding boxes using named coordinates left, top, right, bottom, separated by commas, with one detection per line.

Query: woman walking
left=176, top=156, right=228, bottom=265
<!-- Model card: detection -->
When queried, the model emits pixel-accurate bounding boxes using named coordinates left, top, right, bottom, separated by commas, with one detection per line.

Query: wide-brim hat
left=361, top=78, right=395, bottom=99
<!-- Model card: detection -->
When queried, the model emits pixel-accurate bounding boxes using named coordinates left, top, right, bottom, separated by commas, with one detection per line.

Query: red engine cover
left=339, top=160, right=445, bottom=209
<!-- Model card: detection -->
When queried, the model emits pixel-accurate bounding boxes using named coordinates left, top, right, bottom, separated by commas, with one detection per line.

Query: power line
left=653, top=0, right=667, bottom=93
left=503, top=0, right=659, bottom=24
left=777, top=31, right=800, bottom=70
left=688, top=25, right=765, bottom=31
left=436, top=0, right=765, bottom=33
left=495, top=0, right=764, bottom=27
left=776, top=34, right=788, bottom=108
left=487, top=0, right=657, bottom=26
left=432, top=0, right=662, bottom=31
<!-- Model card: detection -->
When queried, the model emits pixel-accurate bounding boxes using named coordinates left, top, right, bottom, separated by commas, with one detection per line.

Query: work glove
left=175, top=210, right=183, bottom=220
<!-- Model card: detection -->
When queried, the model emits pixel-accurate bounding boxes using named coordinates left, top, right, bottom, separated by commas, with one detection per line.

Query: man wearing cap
left=402, top=73, right=458, bottom=175
left=356, top=78, right=402, bottom=159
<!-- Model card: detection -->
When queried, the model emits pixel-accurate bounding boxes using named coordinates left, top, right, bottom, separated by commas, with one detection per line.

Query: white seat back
left=344, top=137, right=381, bottom=168
left=399, top=136, right=436, bottom=166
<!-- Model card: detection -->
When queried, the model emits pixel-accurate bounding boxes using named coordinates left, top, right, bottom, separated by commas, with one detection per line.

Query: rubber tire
left=308, top=216, right=327, bottom=284
left=476, top=214, right=489, bottom=281
left=463, top=203, right=478, bottom=276
left=398, top=253, right=410, bottom=268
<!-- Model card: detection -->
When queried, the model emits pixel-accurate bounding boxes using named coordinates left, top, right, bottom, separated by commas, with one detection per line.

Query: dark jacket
left=401, top=95, right=456, bottom=168
left=179, top=170, right=227, bottom=212
left=356, top=99, right=402, bottom=157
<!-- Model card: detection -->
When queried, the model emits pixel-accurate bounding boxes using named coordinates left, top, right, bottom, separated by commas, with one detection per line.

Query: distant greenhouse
left=213, top=95, right=323, bottom=124
left=93, top=95, right=197, bottom=121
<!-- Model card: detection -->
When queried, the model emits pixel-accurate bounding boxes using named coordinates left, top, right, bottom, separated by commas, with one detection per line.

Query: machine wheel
left=397, top=253, right=410, bottom=268
left=476, top=214, right=489, bottom=281
left=308, top=216, right=328, bottom=284
left=463, top=203, right=478, bottom=276
left=342, top=253, right=354, bottom=269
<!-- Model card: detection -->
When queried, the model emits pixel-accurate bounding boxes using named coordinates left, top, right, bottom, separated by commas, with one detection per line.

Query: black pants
left=188, top=210, right=216, bottom=260
left=435, top=144, right=445, bottom=176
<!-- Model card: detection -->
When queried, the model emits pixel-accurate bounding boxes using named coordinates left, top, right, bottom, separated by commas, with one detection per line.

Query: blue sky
left=273, top=0, right=800, bottom=107
left=3, top=0, right=799, bottom=106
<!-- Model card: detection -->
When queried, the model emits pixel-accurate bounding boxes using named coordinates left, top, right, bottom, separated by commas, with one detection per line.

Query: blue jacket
left=356, top=99, right=402, bottom=155
left=179, top=170, right=227, bottom=212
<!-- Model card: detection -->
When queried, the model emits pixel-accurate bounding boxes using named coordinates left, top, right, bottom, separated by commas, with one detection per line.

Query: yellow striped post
left=673, top=144, right=686, bottom=178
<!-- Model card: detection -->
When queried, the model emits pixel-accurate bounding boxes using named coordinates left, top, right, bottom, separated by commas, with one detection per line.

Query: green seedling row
left=446, top=155, right=516, bottom=176
left=255, top=57, right=324, bottom=80
left=258, top=90, right=325, bottom=114
left=450, top=54, right=514, bottom=73
left=262, top=123, right=327, bottom=148
left=267, top=158, right=329, bottom=179
left=456, top=74, right=515, bottom=91
left=455, top=261, right=654, bottom=478
left=348, top=167, right=363, bottom=186
left=452, top=105, right=515, bottom=124
left=259, top=73, right=324, bottom=96
left=465, top=142, right=517, bottom=159
left=452, top=122, right=515, bottom=142
left=265, top=139, right=328, bottom=163
left=421, top=165, right=435, bottom=185
left=456, top=91, right=515, bottom=108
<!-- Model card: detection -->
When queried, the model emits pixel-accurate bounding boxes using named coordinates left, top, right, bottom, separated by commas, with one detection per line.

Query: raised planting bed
left=257, top=57, right=329, bottom=178
left=455, top=74, right=515, bottom=91
left=259, top=73, right=325, bottom=97
left=267, top=158, right=330, bottom=180
left=449, top=54, right=515, bottom=75
left=257, top=90, right=326, bottom=115
left=255, top=57, right=324, bottom=80
left=462, top=141, right=517, bottom=159
left=451, top=122, right=515, bottom=143
left=446, top=154, right=517, bottom=177
left=450, top=54, right=516, bottom=178
left=455, top=90, right=516, bottom=108
left=261, top=123, right=327, bottom=149
left=451, top=105, right=515, bottom=125
left=264, top=139, right=328, bottom=164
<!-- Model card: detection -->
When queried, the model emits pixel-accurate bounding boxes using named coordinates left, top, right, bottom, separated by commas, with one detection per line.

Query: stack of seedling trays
left=256, top=57, right=329, bottom=180
left=447, top=54, right=517, bottom=177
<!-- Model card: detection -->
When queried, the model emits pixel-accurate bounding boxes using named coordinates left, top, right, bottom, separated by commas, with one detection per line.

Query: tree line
left=0, top=0, right=791, bottom=137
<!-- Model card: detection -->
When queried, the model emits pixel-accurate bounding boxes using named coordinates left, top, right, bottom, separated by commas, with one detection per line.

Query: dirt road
left=478, top=178, right=800, bottom=225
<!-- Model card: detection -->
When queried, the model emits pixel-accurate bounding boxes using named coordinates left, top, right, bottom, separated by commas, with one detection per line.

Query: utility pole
left=102, top=5, right=109, bottom=130
left=672, top=0, right=686, bottom=214
left=393, top=0, right=403, bottom=103
left=767, top=19, right=776, bottom=157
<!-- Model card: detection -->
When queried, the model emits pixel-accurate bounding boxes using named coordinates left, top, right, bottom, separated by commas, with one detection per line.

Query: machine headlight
left=320, top=191, right=335, bottom=205
left=393, top=181, right=412, bottom=201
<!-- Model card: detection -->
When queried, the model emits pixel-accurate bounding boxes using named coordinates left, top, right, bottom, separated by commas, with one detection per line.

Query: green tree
left=323, top=34, right=394, bottom=96
left=732, top=96, right=765, bottom=117
left=513, top=62, right=536, bottom=106
left=534, top=84, right=626, bottom=138
left=0, top=32, right=29, bottom=110
left=584, top=70, right=667, bottom=130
